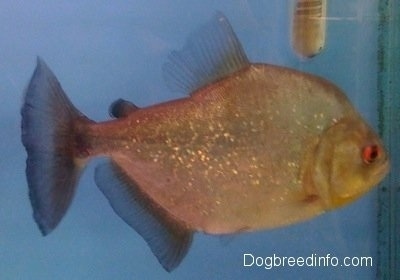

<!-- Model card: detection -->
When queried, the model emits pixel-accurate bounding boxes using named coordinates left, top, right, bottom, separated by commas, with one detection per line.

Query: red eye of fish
left=362, top=145, right=380, bottom=164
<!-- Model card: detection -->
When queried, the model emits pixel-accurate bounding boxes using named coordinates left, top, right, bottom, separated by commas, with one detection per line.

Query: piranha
left=21, top=12, right=389, bottom=271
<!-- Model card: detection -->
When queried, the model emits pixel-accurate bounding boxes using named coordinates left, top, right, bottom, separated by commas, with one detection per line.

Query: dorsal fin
left=162, top=12, right=250, bottom=95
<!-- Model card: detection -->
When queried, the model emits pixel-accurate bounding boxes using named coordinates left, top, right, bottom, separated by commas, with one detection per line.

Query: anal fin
left=95, top=160, right=193, bottom=272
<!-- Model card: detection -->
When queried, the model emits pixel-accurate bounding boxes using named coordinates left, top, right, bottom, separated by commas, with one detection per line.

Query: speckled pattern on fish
left=21, top=12, right=389, bottom=272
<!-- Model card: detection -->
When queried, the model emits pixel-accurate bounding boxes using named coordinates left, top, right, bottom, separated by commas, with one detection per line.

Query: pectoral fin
left=95, top=160, right=193, bottom=272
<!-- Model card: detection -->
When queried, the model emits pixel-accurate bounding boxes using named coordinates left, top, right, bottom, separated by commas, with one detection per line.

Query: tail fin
left=21, top=58, right=91, bottom=235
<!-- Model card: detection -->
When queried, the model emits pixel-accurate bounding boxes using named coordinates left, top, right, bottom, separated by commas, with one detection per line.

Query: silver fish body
left=21, top=13, right=389, bottom=271
left=85, top=63, right=371, bottom=233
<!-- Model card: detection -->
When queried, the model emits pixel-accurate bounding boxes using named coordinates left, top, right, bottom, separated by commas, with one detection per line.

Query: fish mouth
left=370, top=155, right=390, bottom=187
left=377, top=157, right=390, bottom=177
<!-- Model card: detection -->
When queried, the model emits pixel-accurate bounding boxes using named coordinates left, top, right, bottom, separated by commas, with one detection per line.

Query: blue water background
left=0, top=1, right=381, bottom=279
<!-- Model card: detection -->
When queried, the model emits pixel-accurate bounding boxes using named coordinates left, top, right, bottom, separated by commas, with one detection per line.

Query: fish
left=21, top=12, right=389, bottom=272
